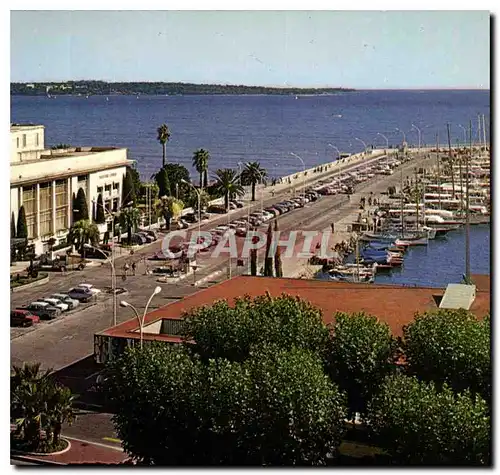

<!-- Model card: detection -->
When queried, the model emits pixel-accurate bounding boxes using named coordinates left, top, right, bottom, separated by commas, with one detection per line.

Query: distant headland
left=10, top=81, right=355, bottom=96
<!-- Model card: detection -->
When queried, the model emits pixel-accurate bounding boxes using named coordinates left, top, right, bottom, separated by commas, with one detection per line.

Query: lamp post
left=289, top=152, right=306, bottom=201
left=395, top=128, right=406, bottom=145
left=354, top=137, right=367, bottom=154
left=458, top=124, right=467, bottom=146
left=376, top=133, right=389, bottom=149
left=181, top=179, right=202, bottom=285
left=120, top=286, right=162, bottom=349
left=411, top=124, right=422, bottom=153
left=328, top=143, right=341, bottom=160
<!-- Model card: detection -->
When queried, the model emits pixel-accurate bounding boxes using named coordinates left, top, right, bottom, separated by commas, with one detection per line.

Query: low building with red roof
left=94, top=275, right=490, bottom=364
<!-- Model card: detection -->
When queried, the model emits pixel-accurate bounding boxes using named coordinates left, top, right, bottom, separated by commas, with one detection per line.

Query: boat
left=394, top=237, right=428, bottom=246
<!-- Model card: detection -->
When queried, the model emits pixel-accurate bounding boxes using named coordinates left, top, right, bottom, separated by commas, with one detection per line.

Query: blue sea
left=10, top=90, right=490, bottom=286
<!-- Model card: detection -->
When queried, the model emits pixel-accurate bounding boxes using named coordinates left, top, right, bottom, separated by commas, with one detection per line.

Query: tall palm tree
left=157, top=196, right=184, bottom=231
left=67, top=219, right=100, bottom=256
left=157, top=124, right=171, bottom=167
left=241, top=161, right=268, bottom=201
left=119, top=207, right=141, bottom=244
left=192, top=149, right=210, bottom=189
left=213, top=168, right=245, bottom=213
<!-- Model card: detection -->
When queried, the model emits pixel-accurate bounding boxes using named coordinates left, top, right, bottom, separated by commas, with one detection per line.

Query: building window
left=113, top=182, right=119, bottom=190
left=55, top=179, right=68, bottom=231
left=22, top=134, right=26, bottom=148
left=97, top=186, right=103, bottom=194
left=22, top=186, right=37, bottom=239
left=105, top=184, right=112, bottom=192
left=77, top=174, right=87, bottom=182
left=36, top=133, right=39, bottom=147
left=39, top=182, right=52, bottom=237
left=16, top=137, right=19, bottom=148
left=112, top=198, right=118, bottom=212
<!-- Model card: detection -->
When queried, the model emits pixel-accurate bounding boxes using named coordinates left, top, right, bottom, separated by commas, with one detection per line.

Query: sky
left=10, top=10, right=490, bottom=89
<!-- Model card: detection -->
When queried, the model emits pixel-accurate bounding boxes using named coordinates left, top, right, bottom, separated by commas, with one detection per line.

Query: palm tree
left=157, top=196, right=184, bottom=231
left=192, top=149, right=210, bottom=189
left=119, top=207, right=141, bottom=244
left=241, top=161, right=268, bottom=201
left=213, top=168, right=245, bottom=213
left=186, top=189, right=210, bottom=213
left=67, top=220, right=100, bottom=256
left=157, top=124, right=171, bottom=167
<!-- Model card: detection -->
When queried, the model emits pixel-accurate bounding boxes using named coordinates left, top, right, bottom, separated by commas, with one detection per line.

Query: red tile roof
left=99, top=275, right=490, bottom=340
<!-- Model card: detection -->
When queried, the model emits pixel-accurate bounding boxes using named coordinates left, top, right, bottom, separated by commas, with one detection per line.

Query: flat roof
left=10, top=124, right=44, bottom=131
left=97, top=274, right=490, bottom=342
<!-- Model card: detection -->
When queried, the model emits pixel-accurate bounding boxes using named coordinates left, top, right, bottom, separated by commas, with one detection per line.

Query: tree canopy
left=327, top=312, right=397, bottom=417
left=105, top=343, right=347, bottom=465
left=95, top=194, right=106, bottom=224
left=182, top=293, right=330, bottom=363
left=366, top=373, right=491, bottom=465
left=16, top=206, right=28, bottom=239
left=403, top=309, right=491, bottom=403
left=122, top=168, right=136, bottom=206
left=74, top=188, right=89, bottom=221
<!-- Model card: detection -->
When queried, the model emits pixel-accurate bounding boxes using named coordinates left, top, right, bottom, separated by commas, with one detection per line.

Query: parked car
left=67, top=287, right=93, bottom=303
left=131, top=233, right=147, bottom=245
left=77, top=283, right=101, bottom=295
left=11, top=310, right=40, bottom=327
left=137, top=232, right=154, bottom=243
left=231, top=200, right=244, bottom=208
left=42, top=297, right=69, bottom=312
left=22, top=302, right=60, bottom=319
left=182, top=213, right=198, bottom=223
left=50, top=293, right=79, bottom=310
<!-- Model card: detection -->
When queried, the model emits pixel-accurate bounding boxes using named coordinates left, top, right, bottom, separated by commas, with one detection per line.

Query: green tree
left=192, top=149, right=210, bottom=189
left=403, top=309, right=491, bottom=402
left=213, top=168, right=244, bottom=212
left=16, top=205, right=28, bottom=239
left=186, top=188, right=210, bottom=213
left=264, top=222, right=273, bottom=277
left=273, top=220, right=283, bottom=277
left=162, top=163, right=191, bottom=200
left=327, top=312, right=397, bottom=417
left=119, top=207, right=141, bottom=244
left=241, top=161, right=268, bottom=201
left=129, top=166, right=142, bottom=199
left=366, top=373, right=491, bottom=465
left=67, top=219, right=100, bottom=256
left=122, top=168, right=136, bottom=206
left=156, top=196, right=184, bottom=231
left=95, top=194, right=106, bottom=224
left=11, top=212, right=16, bottom=238
left=105, top=343, right=346, bottom=465
left=11, top=363, right=75, bottom=453
left=182, top=293, right=330, bottom=363
left=154, top=166, right=171, bottom=199
left=74, top=188, right=89, bottom=221
left=157, top=123, right=171, bottom=167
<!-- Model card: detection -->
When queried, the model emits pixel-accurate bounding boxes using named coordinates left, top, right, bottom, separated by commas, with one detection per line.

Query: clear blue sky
left=10, top=10, right=490, bottom=88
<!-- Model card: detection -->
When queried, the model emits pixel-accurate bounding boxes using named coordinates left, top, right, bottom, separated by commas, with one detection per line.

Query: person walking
left=124, top=262, right=130, bottom=276
left=132, top=262, right=136, bottom=276
left=330, top=222, right=335, bottom=233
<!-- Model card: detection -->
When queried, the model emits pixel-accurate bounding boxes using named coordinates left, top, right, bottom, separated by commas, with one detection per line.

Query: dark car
left=11, top=310, right=40, bottom=327
left=21, top=302, right=59, bottom=320
left=67, top=287, right=93, bottom=303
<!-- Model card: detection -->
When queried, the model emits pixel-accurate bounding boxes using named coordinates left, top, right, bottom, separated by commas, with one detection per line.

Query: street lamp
left=289, top=152, right=306, bottom=201
left=120, top=286, right=162, bottom=349
left=354, top=137, right=367, bottom=153
left=181, top=179, right=202, bottom=284
left=411, top=124, right=422, bottom=153
left=458, top=124, right=467, bottom=145
left=328, top=143, right=341, bottom=159
left=376, top=133, right=389, bottom=148
left=395, top=128, right=406, bottom=144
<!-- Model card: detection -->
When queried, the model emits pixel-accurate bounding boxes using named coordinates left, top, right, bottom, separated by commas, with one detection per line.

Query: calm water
left=11, top=90, right=490, bottom=285
left=317, top=224, right=490, bottom=287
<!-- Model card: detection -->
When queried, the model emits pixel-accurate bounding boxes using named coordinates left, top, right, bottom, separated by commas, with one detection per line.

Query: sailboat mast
left=482, top=114, right=487, bottom=151
left=422, top=169, right=426, bottom=227
left=447, top=123, right=455, bottom=197
left=400, top=167, right=404, bottom=238
left=414, top=167, right=419, bottom=231
left=465, top=121, right=472, bottom=282
left=436, top=132, right=442, bottom=210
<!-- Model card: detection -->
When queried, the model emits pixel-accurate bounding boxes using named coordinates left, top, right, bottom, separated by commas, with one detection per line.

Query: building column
left=18, top=186, right=23, bottom=208
left=67, top=177, right=72, bottom=228
left=52, top=180, right=56, bottom=235
left=35, top=183, right=40, bottom=239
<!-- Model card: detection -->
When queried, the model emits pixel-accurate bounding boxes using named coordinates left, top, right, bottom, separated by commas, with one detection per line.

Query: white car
left=50, top=293, right=79, bottom=310
left=77, top=283, right=101, bottom=295
left=42, top=298, right=69, bottom=312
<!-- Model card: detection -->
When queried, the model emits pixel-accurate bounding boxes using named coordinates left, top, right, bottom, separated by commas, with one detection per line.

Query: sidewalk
left=11, top=436, right=127, bottom=466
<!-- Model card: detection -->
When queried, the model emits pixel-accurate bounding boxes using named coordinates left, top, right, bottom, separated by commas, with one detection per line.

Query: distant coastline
left=10, top=81, right=355, bottom=96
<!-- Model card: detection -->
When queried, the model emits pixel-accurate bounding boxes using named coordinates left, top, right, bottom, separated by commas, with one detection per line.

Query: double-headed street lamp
left=354, top=137, right=367, bottom=153
left=181, top=179, right=202, bottom=285
left=395, top=127, right=406, bottom=144
left=327, top=143, right=341, bottom=160
left=376, top=133, right=389, bottom=148
left=120, top=286, right=162, bottom=349
left=289, top=152, right=306, bottom=201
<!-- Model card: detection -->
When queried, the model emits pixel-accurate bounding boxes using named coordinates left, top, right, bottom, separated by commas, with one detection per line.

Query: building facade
left=10, top=124, right=133, bottom=255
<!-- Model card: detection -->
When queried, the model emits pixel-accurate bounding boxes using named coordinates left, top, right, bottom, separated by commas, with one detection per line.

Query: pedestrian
left=330, top=222, right=335, bottom=233
left=124, top=262, right=130, bottom=276
left=132, top=262, right=136, bottom=276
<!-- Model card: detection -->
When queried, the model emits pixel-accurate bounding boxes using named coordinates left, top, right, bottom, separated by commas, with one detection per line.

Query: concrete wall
left=10, top=126, right=45, bottom=163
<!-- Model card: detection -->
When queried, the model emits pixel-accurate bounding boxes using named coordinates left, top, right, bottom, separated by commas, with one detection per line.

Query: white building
left=10, top=124, right=133, bottom=255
